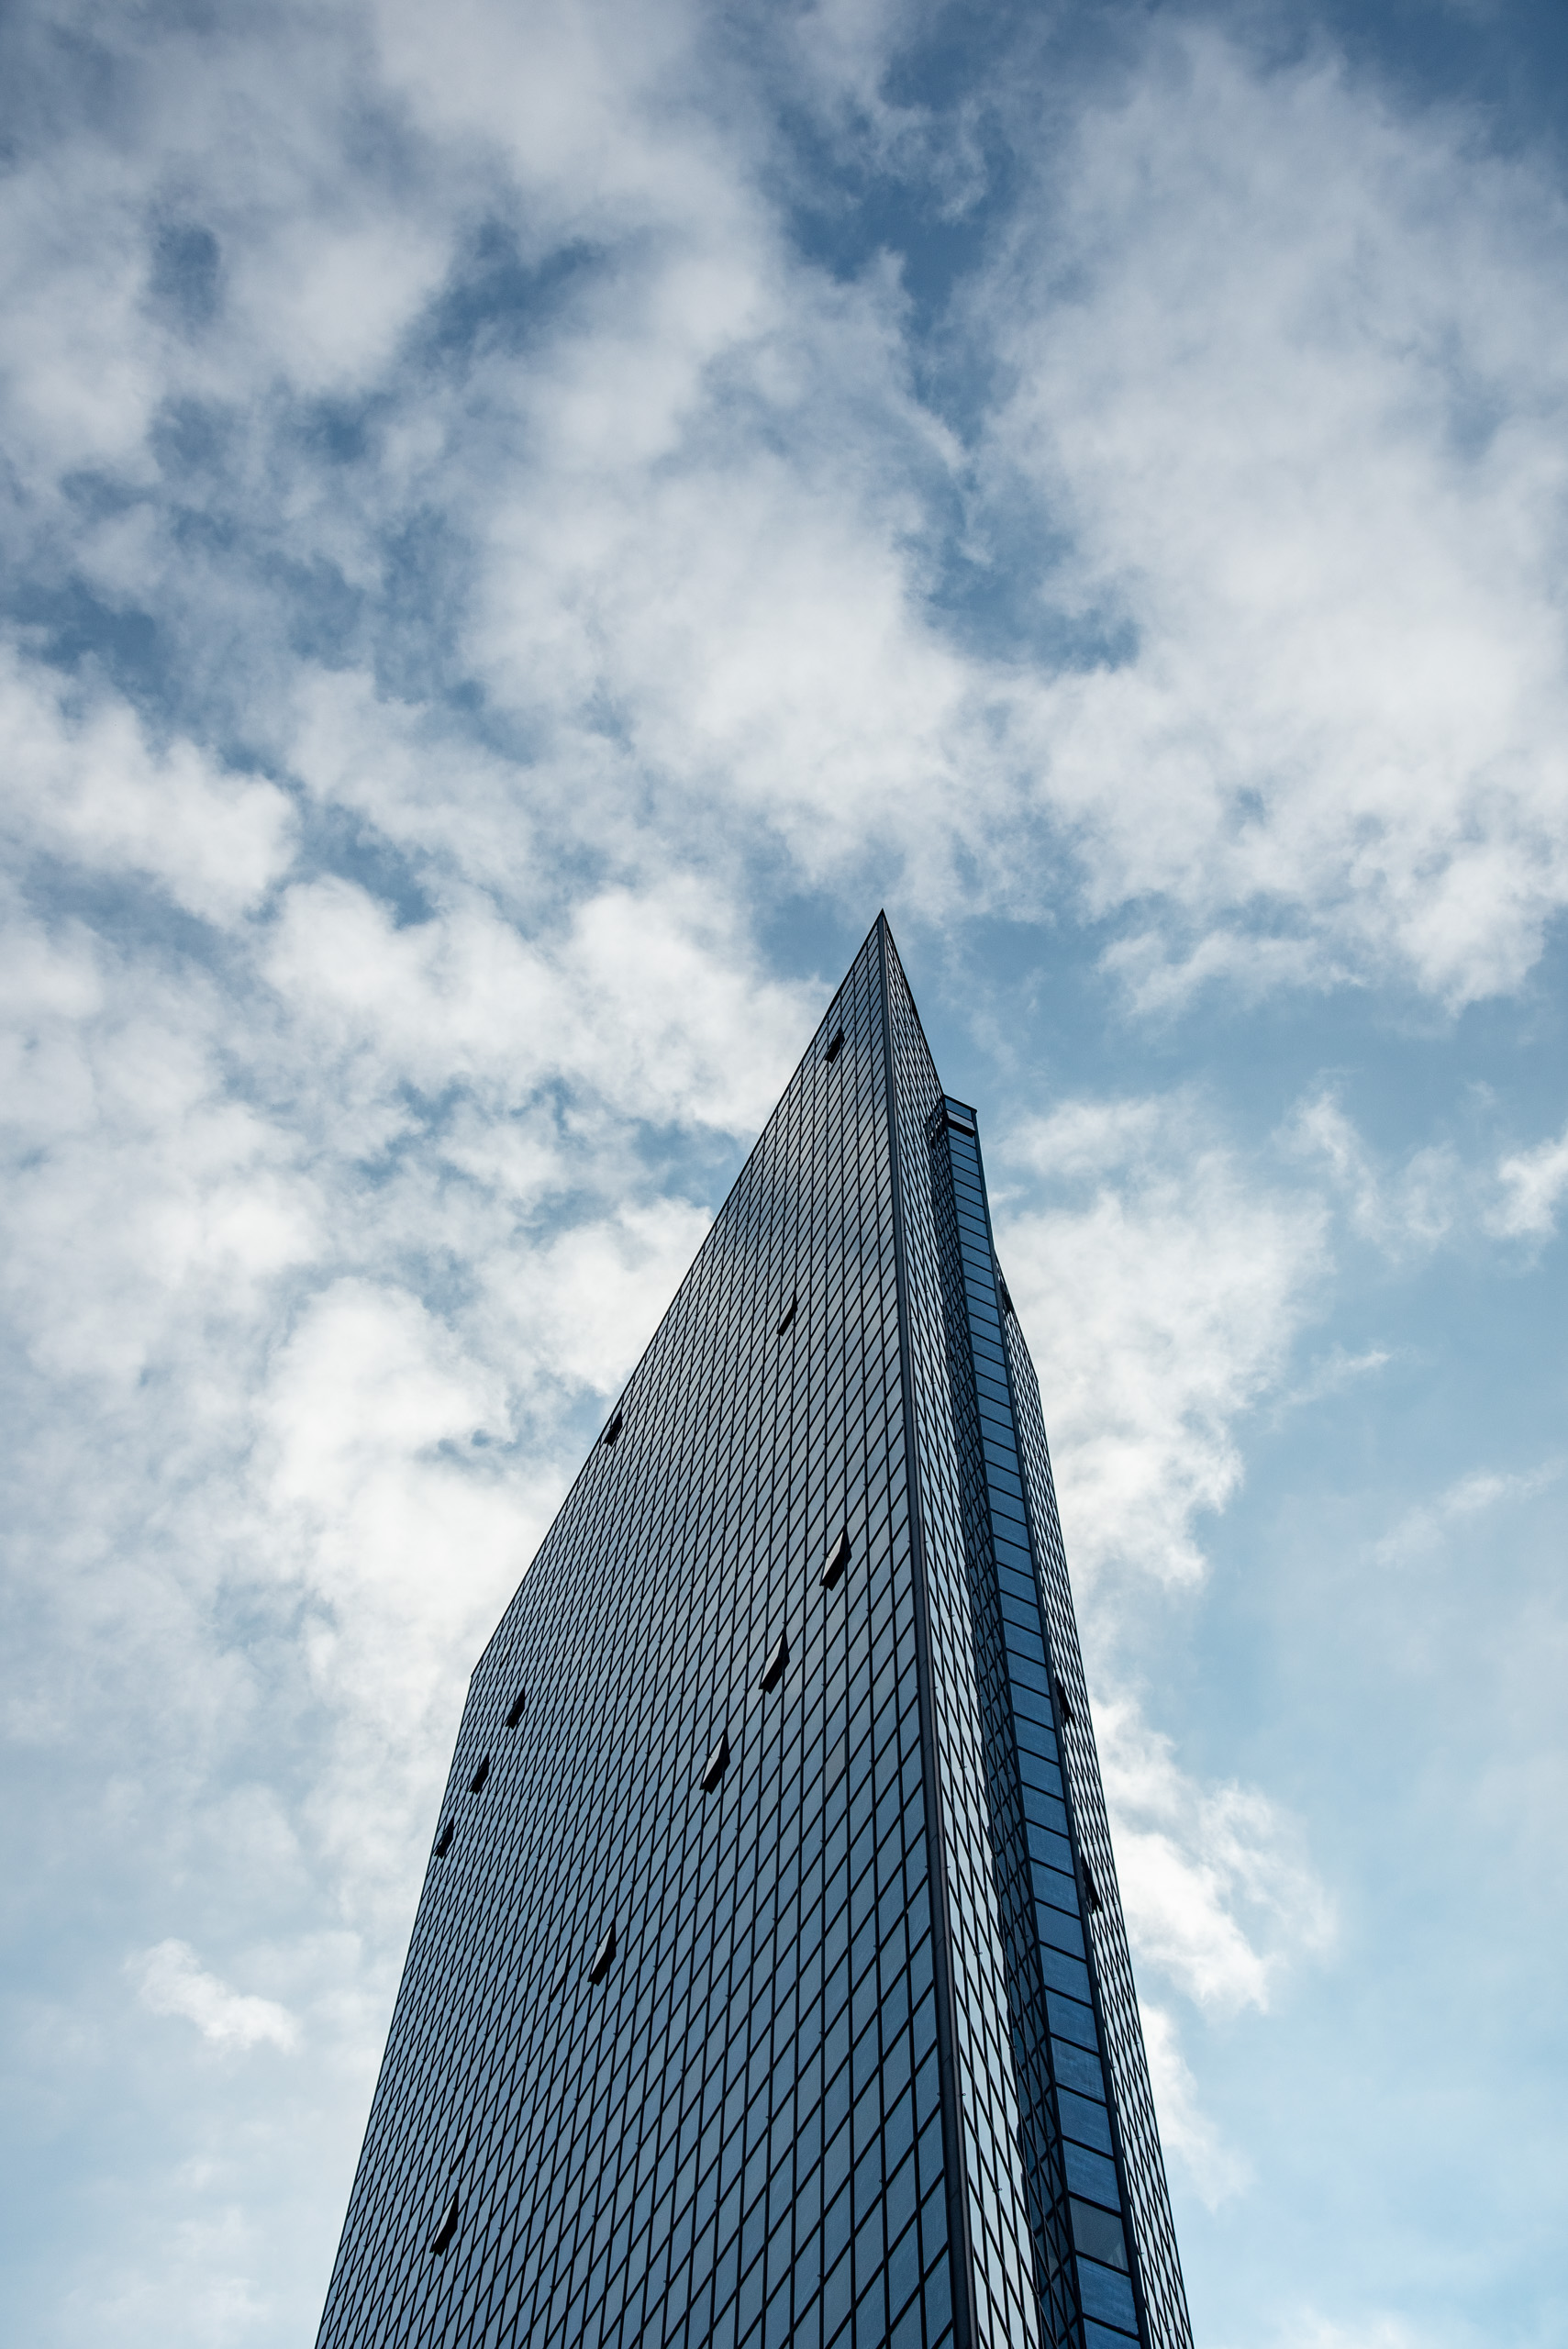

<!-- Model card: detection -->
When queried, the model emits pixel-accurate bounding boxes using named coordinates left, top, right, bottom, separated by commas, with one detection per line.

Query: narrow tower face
left=317, top=919, right=1191, bottom=2349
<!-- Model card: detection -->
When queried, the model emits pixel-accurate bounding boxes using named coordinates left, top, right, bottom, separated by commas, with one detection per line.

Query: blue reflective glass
left=317, top=921, right=1190, bottom=2349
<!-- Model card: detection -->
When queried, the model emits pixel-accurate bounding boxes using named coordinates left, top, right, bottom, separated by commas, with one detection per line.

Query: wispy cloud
left=1139, top=2002, right=1252, bottom=2210
left=1373, top=1457, right=1563, bottom=1568
left=130, top=1942, right=297, bottom=2054
left=1098, top=1695, right=1336, bottom=2018
left=995, top=1089, right=1335, bottom=2195
left=1001, top=1091, right=1326, bottom=1588
left=1286, top=1089, right=1462, bottom=1257
left=1276, top=1343, right=1394, bottom=1416
left=1488, top=1119, right=1568, bottom=1240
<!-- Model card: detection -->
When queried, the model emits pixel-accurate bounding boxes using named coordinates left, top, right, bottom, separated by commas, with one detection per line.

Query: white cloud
left=0, top=653, right=295, bottom=923
left=1488, top=1119, right=1568, bottom=1239
left=1277, top=1343, right=1393, bottom=1414
left=440, top=248, right=1002, bottom=912
left=261, top=1280, right=511, bottom=1526
left=1373, top=1456, right=1562, bottom=1567
left=0, top=9, right=446, bottom=496
left=232, top=215, right=450, bottom=397
left=263, top=871, right=813, bottom=1137
left=3, top=6, right=1563, bottom=2339
left=995, top=1089, right=1334, bottom=2180
left=253, top=1281, right=542, bottom=1910
left=131, top=1941, right=298, bottom=2053
left=982, top=24, right=1568, bottom=1004
left=999, top=1093, right=1325, bottom=1586
left=0, top=908, right=319, bottom=1387
left=1098, top=1695, right=1336, bottom=2017
left=1002, top=1096, right=1164, bottom=1180
left=1287, top=1090, right=1461, bottom=1256
left=487, top=1197, right=715, bottom=1392
left=1139, top=2002, right=1251, bottom=2210
left=11, top=6, right=1567, bottom=1009
left=371, top=0, right=728, bottom=228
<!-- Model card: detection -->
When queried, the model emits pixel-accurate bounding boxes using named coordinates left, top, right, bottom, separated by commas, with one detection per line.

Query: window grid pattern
left=317, top=916, right=1189, bottom=2349
left=317, top=926, right=957, bottom=2349
left=881, top=925, right=1190, bottom=2349
left=1004, top=1325, right=1195, bottom=2349
left=927, top=1104, right=1114, bottom=2347
left=881, top=934, right=1041, bottom=2349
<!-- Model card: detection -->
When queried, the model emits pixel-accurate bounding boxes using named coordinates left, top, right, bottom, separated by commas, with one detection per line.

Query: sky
left=1, top=0, right=1565, bottom=2343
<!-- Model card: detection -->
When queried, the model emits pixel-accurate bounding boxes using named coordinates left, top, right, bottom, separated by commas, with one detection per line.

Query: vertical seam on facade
left=1009, top=1336, right=1192, bottom=2349
left=876, top=914, right=980, bottom=2349
left=933, top=1112, right=1076, bottom=2344
left=970, top=1149, right=1158, bottom=2349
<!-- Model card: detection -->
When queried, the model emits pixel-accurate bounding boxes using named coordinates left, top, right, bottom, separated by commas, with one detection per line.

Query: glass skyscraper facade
left=317, top=917, right=1192, bottom=2349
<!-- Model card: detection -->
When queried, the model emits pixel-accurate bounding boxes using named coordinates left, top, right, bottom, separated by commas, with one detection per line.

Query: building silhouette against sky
left=317, top=917, right=1192, bottom=2349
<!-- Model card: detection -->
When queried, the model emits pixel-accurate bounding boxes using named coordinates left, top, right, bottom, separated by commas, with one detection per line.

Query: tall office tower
left=317, top=918, right=1192, bottom=2349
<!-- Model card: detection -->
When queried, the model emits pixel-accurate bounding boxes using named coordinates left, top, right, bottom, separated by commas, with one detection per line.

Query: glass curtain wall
left=315, top=917, right=1190, bottom=2349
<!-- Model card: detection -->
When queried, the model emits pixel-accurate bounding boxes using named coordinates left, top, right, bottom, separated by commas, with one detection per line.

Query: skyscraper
left=317, top=917, right=1192, bottom=2349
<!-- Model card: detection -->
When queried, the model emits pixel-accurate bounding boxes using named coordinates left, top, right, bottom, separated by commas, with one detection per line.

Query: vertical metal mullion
left=875, top=914, right=979, bottom=2349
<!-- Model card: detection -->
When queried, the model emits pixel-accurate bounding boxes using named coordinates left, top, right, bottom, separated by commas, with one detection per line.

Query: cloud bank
left=2, top=2, right=1565, bottom=2342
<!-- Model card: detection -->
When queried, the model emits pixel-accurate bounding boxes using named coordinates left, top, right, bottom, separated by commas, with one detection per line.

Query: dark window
left=759, top=1631, right=788, bottom=1692
left=430, top=2192, right=460, bottom=2257
left=588, top=1921, right=617, bottom=1984
left=604, top=1411, right=623, bottom=1446
left=820, top=1528, right=851, bottom=1589
left=1056, top=1675, right=1076, bottom=1726
left=434, top=1820, right=454, bottom=1859
left=945, top=1108, right=975, bottom=1135
left=701, top=1730, right=730, bottom=1792
left=997, top=1271, right=1015, bottom=1317
left=1070, top=2198, right=1129, bottom=2270
left=505, top=1689, right=527, bottom=1730
left=1083, top=1859, right=1104, bottom=1914
left=469, top=1755, right=490, bottom=1797
left=776, top=1293, right=797, bottom=1338
left=824, top=1029, right=844, bottom=1063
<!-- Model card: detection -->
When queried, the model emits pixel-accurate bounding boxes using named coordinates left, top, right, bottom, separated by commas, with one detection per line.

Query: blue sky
left=2, top=2, right=1565, bottom=2343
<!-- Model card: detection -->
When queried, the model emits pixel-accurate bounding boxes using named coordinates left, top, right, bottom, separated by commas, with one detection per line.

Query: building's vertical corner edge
left=874, top=920, right=979, bottom=2349
left=998, top=1308, right=1194, bottom=2349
